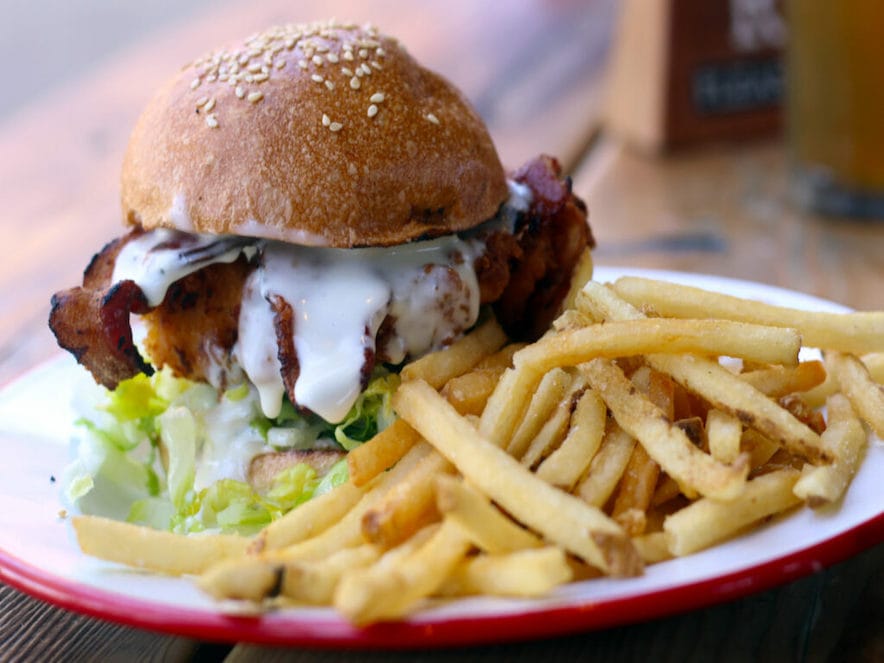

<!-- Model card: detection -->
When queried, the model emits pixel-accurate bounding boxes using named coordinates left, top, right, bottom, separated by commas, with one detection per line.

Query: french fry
left=578, top=282, right=830, bottom=463
left=741, top=429, right=781, bottom=470
left=826, top=351, right=884, bottom=437
left=346, top=418, right=422, bottom=487
left=334, top=518, right=471, bottom=624
left=198, top=544, right=381, bottom=604
left=478, top=364, right=544, bottom=448
left=611, top=444, right=660, bottom=536
left=513, top=318, right=801, bottom=373
left=253, top=480, right=365, bottom=553
left=581, top=358, right=749, bottom=500
left=706, top=409, right=743, bottom=464
left=435, top=475, right=542, bottom=553
left=400, top=316, right=507, bottom=388
left=275, top=442, right=435, bottom=562
left=437, top=547, right=572, bottom=598
left=739, top=361, right=827, bottom=398
left=442, top=367, right=506, bottom=416
left=476, top=342, right=526, bottom=370
left=72, top=516, right=249, bottom=575
left=612, top=276, right=884, bottom=354
left=536, top=388, right=607, bottom=490
left=631, top=532, right=672, bottom=564
left=394, top=380, right=643, bottom=576
left=560, top=246, right=595, bottom=313
left=507, top=368, right=573, bottom=458
left=361, top=448, right=453, bottom=548
left=519, top=376, right=585, bottom=468
left=576, top=422, right=637, bottom=508
left=794, top=394, right=868, bottom=507
left=664, top=469, right=802, bottom=556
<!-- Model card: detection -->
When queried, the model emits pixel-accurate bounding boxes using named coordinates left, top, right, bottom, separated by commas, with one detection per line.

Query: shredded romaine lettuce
left=63, top=367, right=396, bottom=534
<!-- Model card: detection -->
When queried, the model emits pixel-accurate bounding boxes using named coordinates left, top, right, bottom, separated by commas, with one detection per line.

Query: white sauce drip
left=112, top=229, right=252, bottom=307
left=237, top=236, right=480, bottom=423
left=113, top=180, right=531, bottom=425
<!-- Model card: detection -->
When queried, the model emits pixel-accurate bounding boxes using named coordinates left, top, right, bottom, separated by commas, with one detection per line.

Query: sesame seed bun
left=120, top=21, right=508, bottom=247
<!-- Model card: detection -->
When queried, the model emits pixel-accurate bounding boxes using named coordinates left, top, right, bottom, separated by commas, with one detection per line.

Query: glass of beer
left=787, top=1, right=884, bottom=219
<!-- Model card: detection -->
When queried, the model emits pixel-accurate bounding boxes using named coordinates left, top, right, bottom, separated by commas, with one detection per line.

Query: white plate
left=1, top=268, right=882, bottom=647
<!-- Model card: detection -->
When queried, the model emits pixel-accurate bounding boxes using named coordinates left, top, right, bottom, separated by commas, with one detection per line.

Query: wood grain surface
left=1, top=0, right=883, bottom=661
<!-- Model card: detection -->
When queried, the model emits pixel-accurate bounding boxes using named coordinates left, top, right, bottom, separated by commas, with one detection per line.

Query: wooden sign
left=604, top=0, right=785, bottom=151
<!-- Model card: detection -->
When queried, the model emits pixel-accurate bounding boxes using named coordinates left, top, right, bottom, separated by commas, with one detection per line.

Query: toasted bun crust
left=121, top=21, right=508, bottom=247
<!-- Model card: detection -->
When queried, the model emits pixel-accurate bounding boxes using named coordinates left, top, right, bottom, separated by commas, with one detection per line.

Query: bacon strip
left=49, top=229, right=153, bottom=389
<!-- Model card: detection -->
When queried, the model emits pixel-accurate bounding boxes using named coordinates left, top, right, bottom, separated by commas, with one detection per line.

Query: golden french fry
left=664, top=469, right=802, bottom=556
left=361, top=448, right=452, bottom=548
left=559, top=246, right=595, bottom=313
left=576, top=422, right=637, bottom=508
left=253, top=480, right=365, bottom=553
left=441, top=367, right=506, bottom=416
left=581, top=358, right=749, bottom=500
left=478, top=364, right=544, bottom=449
left=611, top=444, right=660, bottom=536
left=794, top=394, right=868, bottom=507
left=437, top=547, right=572, bottom=598
left=612, top=276, right=884, bottom=354
left=631, top=532, right=672, bottom=564
left=394, top=380, right=642, bottom=576
left=826, top=351, right=884, bottom=437
left=578, top=283, right=830, bottom=463
left=519, top=376, right=585, bottom=468
left=507, top=368, right=573, bottom=458
left=706, top=409, right=743, bottom=464
left=741, top=429, right=781, bottom=470
left=536, top=388, right=607, bottom=490
left=275, top=442, right=434, bottom=562
left=739, top=361, right=827, bottom=398
left=347, top=418, right=422, bottom=487
left=401, top=317, right=507, bottom=388
left=72, top=516, right=248, bottom=575
left=435, top=475, right=542, bottom=553
left=476, top=342, right=526, bottom=370
left=513, top=318, right=801, bottom=373
left=334, top=518, right=471, bottom=624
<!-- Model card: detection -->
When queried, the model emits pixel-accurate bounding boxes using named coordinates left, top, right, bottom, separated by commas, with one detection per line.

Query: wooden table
left=1, top=1, right=882, bottom=660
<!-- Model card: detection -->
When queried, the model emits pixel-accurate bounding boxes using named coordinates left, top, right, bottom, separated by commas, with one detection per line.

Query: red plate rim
left=2, top=512, right=883, bottom=649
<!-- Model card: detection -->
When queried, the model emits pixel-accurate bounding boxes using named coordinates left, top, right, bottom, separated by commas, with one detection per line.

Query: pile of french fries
left=72, top=266, right=884, bottom=625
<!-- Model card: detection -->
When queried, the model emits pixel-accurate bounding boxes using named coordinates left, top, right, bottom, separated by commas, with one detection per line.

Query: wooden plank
left=572, top=138, right=884, bottom=311
left=0, top=0, right=615, bottom=386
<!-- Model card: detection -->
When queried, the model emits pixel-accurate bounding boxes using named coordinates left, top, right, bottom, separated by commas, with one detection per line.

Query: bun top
left=120, top=21, right=508, bottom=248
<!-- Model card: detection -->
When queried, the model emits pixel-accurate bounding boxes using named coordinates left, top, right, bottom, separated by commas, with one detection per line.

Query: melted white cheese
left=237, top=236, right=480, bottom=423
left=112, top=229, right=251, bottom=307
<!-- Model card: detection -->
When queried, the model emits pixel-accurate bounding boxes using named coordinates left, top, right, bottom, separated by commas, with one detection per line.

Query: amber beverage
left=787, top=1, right=884, bottom=218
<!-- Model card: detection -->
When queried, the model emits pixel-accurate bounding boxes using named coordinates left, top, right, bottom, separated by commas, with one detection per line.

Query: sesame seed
left=367, top=104, right=378, bottom=117
left=253, top=72, right=269, bottom=83
left=343, top=50, right=354, bottom=61
left=350, top=76, right=361, bottom=90
left=361, top=63, right=372, bottom=75
left=247, top=62, right=263, bottom=73
left=322, top=113, right=331, bottom=126
left=370, top=60, right=382, bottom=70
left=376, top=47, right=386, bottom=57
left=341, top=67, right=353, bottom=76
left=329, top=121, right=343, bottom=132
left=247, top=91, right=264, bottom=103
left=312, top=54, right=324, bottom=65
left=356, top=68, right=364, bottom=78
left=205, top=113, right=219, bottom=128
left=190, top=78, right=201, bottom=90
left=370, top=92, right=385, bottom=103
left=206, top=74, right=217, bottom=82
left=325, top=80, right=335, bottom=90
left=312, top=74, right=324, bottom=83
left=196, top=95, right=209, bottom=107
left=358, top=48, right=369, bottom=58
left=298, top=59, right=308, bottom=69
left=426, top=113, right=440, bottom=125
left=204, top=97, right=216, bottom=112
left=327, top=53, right=339, bottom=63
left=275, top=59, right=286, bottom=69
left=235, top=86, right=245, bottom=99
